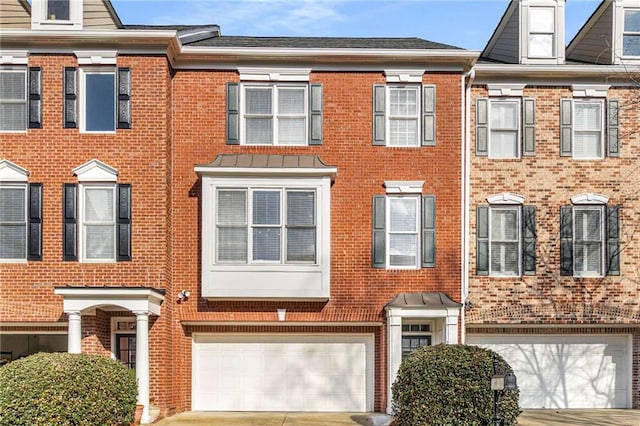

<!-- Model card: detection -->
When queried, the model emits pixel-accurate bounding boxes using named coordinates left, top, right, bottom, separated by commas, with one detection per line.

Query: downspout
left=461, top=68, right=475, bottom=344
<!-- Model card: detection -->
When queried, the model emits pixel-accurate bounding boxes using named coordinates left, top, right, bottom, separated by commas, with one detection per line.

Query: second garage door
left=192, top=334, right=373, bottom=412
left=467, top=334, right=631, bottom=409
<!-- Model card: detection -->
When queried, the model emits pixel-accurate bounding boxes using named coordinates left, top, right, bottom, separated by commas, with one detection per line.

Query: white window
left=489, top=99, right=520, bottom=158
left=0, top=184, right=27, bottom=260
left=242, top=83, right=307, bottom=145
left=387, top=196, right=420, bottom=268
left=216, top=187, right=316, bottom=264
left=623, top=9, right=640, bottom=57
left=388, top=86, right=420, bottom=147
left=573, top=206, right=604, bottom=277
left=80, top=184, right=116, bottom=262
left=528, top=7, right=555, bottom=58
left=573, top=100, right=604, bottom=159
left=0, top=68, right=27, bottom=132
left=489, top=206, right=521, bottom=276
left=47, top=0, right=70, bottom=21
left=80, top=68, right=116, bottom=133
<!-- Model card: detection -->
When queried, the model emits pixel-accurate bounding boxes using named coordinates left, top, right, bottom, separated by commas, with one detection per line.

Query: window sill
left=0, top=259, right=28, bottom=264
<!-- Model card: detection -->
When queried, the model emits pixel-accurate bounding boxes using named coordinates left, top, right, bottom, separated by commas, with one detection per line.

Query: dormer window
left=47, top=0, right=70, bottom=21
left=623, top=9, right=640, bottom=57
left=528, top=6, right=555, bottom=58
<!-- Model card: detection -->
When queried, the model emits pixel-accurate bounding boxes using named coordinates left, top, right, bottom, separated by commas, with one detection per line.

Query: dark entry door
left=116, top=334, right=136, bottom=369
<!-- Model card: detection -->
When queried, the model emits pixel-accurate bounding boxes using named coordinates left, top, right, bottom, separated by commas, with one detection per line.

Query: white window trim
left=79, top=67, right=117, bottom=134
left=487, top=98, right=521, bottom=159
left=110, top=316, right=136, bottom=362
left=78, top=183, right=117, bottom=263
left=386, top=195, right=421, bottom=270
left=488, top=205, right=522, bottom=277
left=572, top=98, right=605, bottom=160
left=200, top=175, right=331, bottom=300
left=573, top=205, right=605, bottom=278
left=240, top=82, right=309, bottom=146
left=527, top=6, right=556, bottom=59
left=238, top=67, right=310, bottom=82
left=0, top=51, right=28, bottom=66
left=621, top=8, right=640, bottom=59
left=0, top=160, right=29, bottom=263
left=32, top=0, right=83, bottom=30
left=0, top=182, right=28, bottom=263
left=0, top=66, right=28, bottom=134
left=386, top=84, right=421, bottom=148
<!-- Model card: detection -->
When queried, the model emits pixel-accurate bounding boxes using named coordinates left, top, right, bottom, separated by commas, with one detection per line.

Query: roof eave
left=474, top=63, right=638, bottom=78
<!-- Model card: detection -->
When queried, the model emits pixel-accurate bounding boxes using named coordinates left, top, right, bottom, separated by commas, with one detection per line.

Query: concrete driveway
left=152, top=409, right=640, bottom=426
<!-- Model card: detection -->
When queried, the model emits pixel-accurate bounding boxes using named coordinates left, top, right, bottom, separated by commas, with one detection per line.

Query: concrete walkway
left=152, top=409, right=640, bottom=426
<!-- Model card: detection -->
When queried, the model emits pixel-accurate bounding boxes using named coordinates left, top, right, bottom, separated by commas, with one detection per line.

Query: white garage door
left=467, top=334, right=631, bottom=409
left=192, top=334, right=373, bottom=412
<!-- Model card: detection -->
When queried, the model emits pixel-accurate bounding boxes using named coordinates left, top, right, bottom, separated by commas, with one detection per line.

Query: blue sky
left=111, top=0, right=601, bottom=51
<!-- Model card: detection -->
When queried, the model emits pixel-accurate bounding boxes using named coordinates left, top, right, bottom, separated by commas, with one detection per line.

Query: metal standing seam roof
left=198, top=154, right=335, bottom=170
left=385, top=292, right=462, bottom=309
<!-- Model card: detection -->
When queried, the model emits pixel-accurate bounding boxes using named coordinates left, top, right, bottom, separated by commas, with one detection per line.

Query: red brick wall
left=0, top=54, right=173, bottom=408
left=168, top=70, right=464, bottom=412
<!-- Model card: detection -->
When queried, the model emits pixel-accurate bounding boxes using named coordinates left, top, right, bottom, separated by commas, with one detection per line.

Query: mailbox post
left=491, top=353, right=517, bottom=426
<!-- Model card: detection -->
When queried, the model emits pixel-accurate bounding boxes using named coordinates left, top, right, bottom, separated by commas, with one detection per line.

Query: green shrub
left=0, top=352, right=137, bottom=426
left=392, top=344, right=520, bottom=426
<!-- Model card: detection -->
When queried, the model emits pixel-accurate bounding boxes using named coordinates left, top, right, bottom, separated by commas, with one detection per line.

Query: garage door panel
left=192, top=334, right=372, bottom=412
left=467, top=335, right=630, bottom=409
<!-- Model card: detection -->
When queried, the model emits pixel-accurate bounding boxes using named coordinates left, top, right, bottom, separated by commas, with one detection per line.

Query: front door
left=116, top=334, right=136, bottom=369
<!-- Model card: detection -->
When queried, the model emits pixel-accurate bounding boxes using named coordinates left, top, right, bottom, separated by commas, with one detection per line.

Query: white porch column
left=67, top=311, right=82, bottom=354
left=386, top=309, right=403, bottom=414
left=134, top=311, right=151, bottom=424
left=445, top=309, right=461, bottom=344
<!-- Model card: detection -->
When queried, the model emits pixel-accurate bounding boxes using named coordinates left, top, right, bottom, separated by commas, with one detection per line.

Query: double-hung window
left=226, top=80, right=323, bottom=146
left=216, top=188, right=316, bottom=264
left=475, top=96, right=535, bottom=158
left=373, top=83, right=436, bottom=147
left=560, top=195, right=619, bottom=277
left=63, top=160, right=131, bottom=263
left=528, top=7, right=555, bottom=58
left=623, top=9, right=640, bottom=57
left=560, top=96, right=620, bottom=159
left=476, top=195, right=536, bottom=277
left=63, top=66, right=131, bottom=132
left=0, top=68, right=27, bottom=132
left=372, top=184, right=436, bottom=269
left=0, top=160, right=42, bottom=262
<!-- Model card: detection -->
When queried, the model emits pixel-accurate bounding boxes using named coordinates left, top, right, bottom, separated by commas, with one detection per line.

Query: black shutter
left=607, top=99, right=620, bottom=157
left=117, top=67, right=131, bottom=129
left=560, top=98, right=572, bottom=156
left=522, top=98, right=536, bottom=156
left=560, top=205, right=573, bottom=275
left=226, top=82, right=239, bottom=145
left=117, top=184, right=132, bottom=261
left=28, top=67, right=42, bottom=129
left=309, top=83, right=323, bottom=145
left=63, top=67, right=77, bottom=128
left=476, top=98, right=488, bottom=156
left=476, top=206, right=489, bottom=275
left=63, top=183, right=77, bottom=261
left=422, top=85, right=436, bottom=146
left=373, top=85, right=386, bottom=146
left=372, top=195, right=386, bottom=268
left=606, top=205, right=620, bottom=275
left=27, top=183, right=43, bottom=261
left=522, top=205, right=536, bottom=275
left=422, top=195, right=436, bottom=267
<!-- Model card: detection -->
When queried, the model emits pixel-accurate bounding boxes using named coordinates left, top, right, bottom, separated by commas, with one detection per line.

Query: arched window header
left=486, top=193, right=525, bottom=205
left=571, top=193, right=609, bottom=205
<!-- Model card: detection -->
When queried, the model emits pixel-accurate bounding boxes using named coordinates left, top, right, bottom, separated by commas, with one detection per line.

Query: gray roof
left=386, top=292, right=462, bottom=309
left=184, top=36, right=463, bottom=50
left=200, top=154, right=334, bottom=169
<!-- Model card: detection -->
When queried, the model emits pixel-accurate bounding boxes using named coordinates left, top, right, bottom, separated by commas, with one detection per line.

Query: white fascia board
left=474, top=63, right=636, bottom=78
left=0, top=50, right=29, bottom=65
left=182, top=321, right=383, bottom=326
left=195, top=166, right=338, bottom=179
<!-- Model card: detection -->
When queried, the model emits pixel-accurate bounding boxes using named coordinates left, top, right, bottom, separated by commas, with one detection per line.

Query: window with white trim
left=489, top=206, right=521, bottom=276
left=573, top=99, right=604, bottom=159
left=623, top=9, right=640, bottom=57
left=489, top=99, right=520, bottom=158
left=47, top=0, right=70, bottom=21
left=216, top=187, right=316, bottom=264
left=573, top=206, right=604, bottom=276
left=388, top=86, right=420, bottom=147
left=80, top=67, right=116, bottom=132
left=0, top=184, right=27, bottom=260
left=80, top=184, right=117, bottom=261
left=0, top=68, right=27, bottom=132
left=528, top=6, right=555, bottom=58
left=242, top=83, right=307, bottom=145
